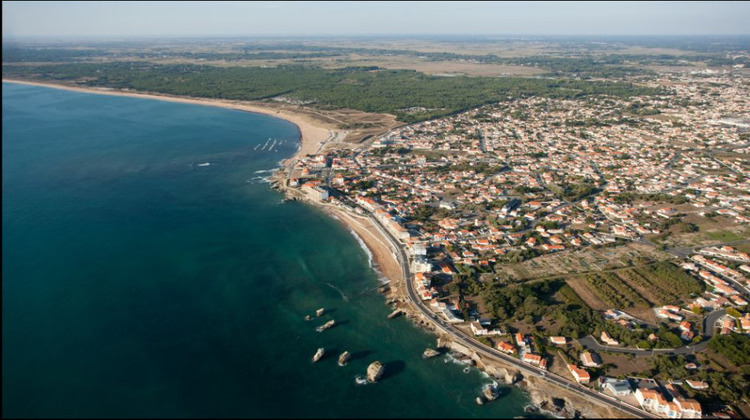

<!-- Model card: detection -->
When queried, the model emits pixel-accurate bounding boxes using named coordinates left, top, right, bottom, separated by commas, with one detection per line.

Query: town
left=283, top=69, right=750, bottom=418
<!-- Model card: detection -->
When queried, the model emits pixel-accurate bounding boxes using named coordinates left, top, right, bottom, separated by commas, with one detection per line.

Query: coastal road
left=365, top=210, right=657, bottom=419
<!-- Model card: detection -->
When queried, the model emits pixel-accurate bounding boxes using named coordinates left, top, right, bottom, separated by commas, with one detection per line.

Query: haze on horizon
left=3, top=1, right=750, bottom=40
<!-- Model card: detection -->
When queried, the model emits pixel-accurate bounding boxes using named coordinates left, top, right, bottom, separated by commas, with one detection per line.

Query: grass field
left=501, top=243, right=672, bottom=282
left=705, top=230, right=745, bottom=242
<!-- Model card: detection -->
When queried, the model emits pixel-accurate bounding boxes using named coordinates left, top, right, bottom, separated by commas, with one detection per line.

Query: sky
left=2, top=1, right=750, bottom=39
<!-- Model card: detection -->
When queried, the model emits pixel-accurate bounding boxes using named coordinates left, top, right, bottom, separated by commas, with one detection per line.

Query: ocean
left=2, top=82, right=530, bottom=418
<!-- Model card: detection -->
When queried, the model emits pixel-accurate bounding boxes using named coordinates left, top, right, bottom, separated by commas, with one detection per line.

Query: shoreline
left=2, top=78, right=339, bottom=160
left=279, top=189, right=630, bottom=419
left=5, top=78, right=628, bottom=418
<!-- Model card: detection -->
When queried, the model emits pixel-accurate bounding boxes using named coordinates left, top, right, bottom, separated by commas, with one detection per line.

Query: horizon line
left=4, top=33, right=750, bottom=41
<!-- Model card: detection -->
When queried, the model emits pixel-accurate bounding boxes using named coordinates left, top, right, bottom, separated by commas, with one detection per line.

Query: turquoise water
left=2, top=83, right=529, bottom=418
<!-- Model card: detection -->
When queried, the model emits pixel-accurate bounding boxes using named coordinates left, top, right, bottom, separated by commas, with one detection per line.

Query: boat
left=197, top=162, right=210, bottom=167
left=315, top=308, right=325, bottom=317
left=315, top=319, right=336, bottom=332
left=338, top=351, right=351, bottom=366
left=312, top=348, right=325, bottom=363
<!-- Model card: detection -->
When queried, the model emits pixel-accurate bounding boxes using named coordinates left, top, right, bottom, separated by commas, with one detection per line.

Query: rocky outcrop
left=315, top=319, right=335, bottom=332
left=436, top=337, right=451, bottom=350
left=422, top=348, right=440, bottom=358
left=315, top=308, right=325, bottom=317
left=501, top=370, right=522, bottom=385
left=338, top=351, right=351, bottom=366
left=387, top=309, right=403, bottom=319
left=483, top=384, right=501, bottom=401
left=312, top=348, right=325, bottom=363
left=366, top=361, right=385, bottom=383
left=523, top=376, right=611, bottom=418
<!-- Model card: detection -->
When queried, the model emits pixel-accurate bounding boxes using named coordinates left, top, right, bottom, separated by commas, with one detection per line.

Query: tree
left=726, top=307, right=742, bottom=319
left=657, top=328, right=683, bottom=348
left=678, top=222, right=698, bottom=233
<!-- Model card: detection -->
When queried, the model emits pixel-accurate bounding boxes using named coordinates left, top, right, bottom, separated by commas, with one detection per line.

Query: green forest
left=2, top=62, right=664, bottom=123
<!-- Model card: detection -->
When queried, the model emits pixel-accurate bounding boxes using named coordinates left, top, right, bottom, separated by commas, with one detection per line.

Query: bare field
left=321, top=57, right=545, bottom=77
left=600, top=352, right=651, bottom=376
left=297, top=39, right=701, bottom=57
left=502, top=243, right=673, bottom=282
left=137, top=54, right=546, bottom=77
left=653, top=215, right=749, bottom=248
left=254, top=101, right=401, bottom=145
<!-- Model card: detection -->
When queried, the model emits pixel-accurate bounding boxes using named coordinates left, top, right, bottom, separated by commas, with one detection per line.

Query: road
left=577, top=308, right=726, bottom=356
left=364, top=210, right=658, bottom=419
left=665, top=239, right=750, bottom=256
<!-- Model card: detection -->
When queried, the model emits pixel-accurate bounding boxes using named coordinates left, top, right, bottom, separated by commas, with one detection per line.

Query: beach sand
left=4, top=78, right=629, bottom=418
left=2, top=79, right=338, bottom=159
left=328, top=209, right=403, bottom=285
left=3, top=79, right=400, bottom=282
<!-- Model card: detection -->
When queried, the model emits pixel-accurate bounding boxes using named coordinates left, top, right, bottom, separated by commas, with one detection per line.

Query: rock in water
left=315, top=319, right=336, bottom=332
left=304, top=315, right=312, bottom=321
left=476, top=396, right=485, bottom=405
left=312, top=348, right=325, bottom=363
left=483, top=385, right=500, bottom=401
left=422, top=348, right=440, bottom=358
left=366, top=361, right=385, bottom=383
left=338, top=351, right=351, bottom=366
left=316, top=308, right=325, bottom=317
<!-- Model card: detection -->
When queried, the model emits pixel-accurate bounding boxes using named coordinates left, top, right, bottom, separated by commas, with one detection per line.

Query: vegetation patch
left=582, top=272, right=650, bottom=309
left=2, top=62, right=665, bottom=123
left=615, top=262, right=704, bottom=306
left=705, top=230, right=744, bottom=242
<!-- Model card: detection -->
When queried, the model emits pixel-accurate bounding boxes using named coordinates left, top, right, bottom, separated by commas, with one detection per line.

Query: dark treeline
left=2, top=62, right=665, bottom=123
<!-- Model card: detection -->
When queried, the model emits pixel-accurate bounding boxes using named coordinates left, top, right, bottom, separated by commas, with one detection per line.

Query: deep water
left=2, top=82, right=529, bottom=418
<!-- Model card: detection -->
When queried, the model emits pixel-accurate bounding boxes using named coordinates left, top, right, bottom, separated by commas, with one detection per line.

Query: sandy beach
left=4, top=78, right=401, bottom=284
left=4, top=78, right=406, bottom=286
left=329, top=208, right=403, bottom=285
left=4, top=77, right=626, bottom=418
left=2, top=78, right=339, bottom=159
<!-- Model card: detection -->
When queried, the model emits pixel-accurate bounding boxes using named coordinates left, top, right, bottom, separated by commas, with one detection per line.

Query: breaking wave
left=349, top=230, right=373, bottom=269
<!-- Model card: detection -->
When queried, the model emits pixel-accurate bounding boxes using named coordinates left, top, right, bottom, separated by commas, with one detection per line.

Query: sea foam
left=349, top=230, right=373, bottom=269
